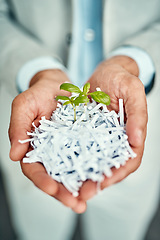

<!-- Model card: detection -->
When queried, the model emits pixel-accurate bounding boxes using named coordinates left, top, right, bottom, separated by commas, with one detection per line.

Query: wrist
left=29, top=69, right=69, bottom=88
left=106, top=55, right=139, bottom=77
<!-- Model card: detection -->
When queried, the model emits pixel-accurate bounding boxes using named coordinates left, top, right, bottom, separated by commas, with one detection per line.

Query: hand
left=78, top=55, right=148, bottom=201
left=9, top=69, right=87, bottom=213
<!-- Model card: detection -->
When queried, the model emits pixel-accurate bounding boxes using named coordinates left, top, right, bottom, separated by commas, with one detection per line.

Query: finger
left=72, top=201, right=87, bottom=214
left=79, top=180, right=97, bottom=201
left=101, top=146, right=143, bottom=189
left=21, top=161, right=58, bottom=195
left=9, top=93, right=37, bottom=161
left=79, top=148, right=143, bottom=197
left=55, top=184, right=87, bottom=213
left=21, top=161, right=87, bottom=213
left=79, top=144, right=143, bottom=195
left=124, top=78, right=148, bottom=148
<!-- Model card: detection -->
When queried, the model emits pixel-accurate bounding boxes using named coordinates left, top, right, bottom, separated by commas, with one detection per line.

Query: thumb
left=9, top=94, right=36, bottom=161
left=125, top=85, right=148, bottom=148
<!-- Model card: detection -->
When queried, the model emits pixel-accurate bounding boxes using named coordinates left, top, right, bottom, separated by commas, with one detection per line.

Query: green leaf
left=60, top=83, right=82, bottom=94
left=55, top=95, right=70, bottom=101
left=71, top=96, right=76, bottom=101
left=83, top=82, right=90, bottom=94
left=74, top=95, right=89, bottom=106
left=63, top=101, right=71, bottom=106
left=79, top=92, right=84, bottom=97
left=89, top=91, right=110, bottom=105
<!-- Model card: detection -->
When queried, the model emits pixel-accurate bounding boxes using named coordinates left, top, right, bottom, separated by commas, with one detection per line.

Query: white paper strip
left=20, top=98, right=136, bottom=197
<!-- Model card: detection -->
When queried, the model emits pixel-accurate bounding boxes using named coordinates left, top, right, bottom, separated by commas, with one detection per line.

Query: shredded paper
left=20, top=99, right=136, bottom=197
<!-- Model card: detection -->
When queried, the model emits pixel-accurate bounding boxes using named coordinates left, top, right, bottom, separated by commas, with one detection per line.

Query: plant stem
left=74, top=107, right=76, bottom=122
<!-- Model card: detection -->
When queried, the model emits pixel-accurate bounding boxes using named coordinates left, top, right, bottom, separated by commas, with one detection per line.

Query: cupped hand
left=78, top=56, right=148, bottom=201
left=8, top=56, right=148, bottom=209
left=8, top=69, right=86, bottom=213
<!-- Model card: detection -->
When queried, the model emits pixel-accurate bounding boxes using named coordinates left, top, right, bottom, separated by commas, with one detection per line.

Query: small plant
left=56, top=83, right=110, bottom=122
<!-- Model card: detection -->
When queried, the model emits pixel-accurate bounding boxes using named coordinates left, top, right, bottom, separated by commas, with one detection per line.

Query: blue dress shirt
left=68, top=0, right=103, bottom=86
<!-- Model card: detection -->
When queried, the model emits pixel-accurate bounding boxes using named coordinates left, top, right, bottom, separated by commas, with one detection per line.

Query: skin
left=8, top=55, right=148, bottom=214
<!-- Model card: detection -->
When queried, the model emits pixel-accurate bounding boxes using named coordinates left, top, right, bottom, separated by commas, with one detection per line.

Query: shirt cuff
left=108, top=45, right=155, bottom=92
left=16, top=56, right=67, bottom=92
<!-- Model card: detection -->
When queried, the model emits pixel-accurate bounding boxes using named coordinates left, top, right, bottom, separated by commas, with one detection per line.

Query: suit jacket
left=0, top=0, right=160, bottom=95
left=1, top=3, right=160, bottom=240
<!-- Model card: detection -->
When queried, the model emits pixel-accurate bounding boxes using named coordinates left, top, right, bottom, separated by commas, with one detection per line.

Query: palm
left=9, top=76, right=87, bottom=213
left=78, top=62, right=147, bottom=201
left=9, top=64, right=147, bottom=211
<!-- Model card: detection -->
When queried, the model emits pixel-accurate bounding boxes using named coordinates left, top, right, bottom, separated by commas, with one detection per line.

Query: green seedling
left=56, top=83, right=110, bottom=122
